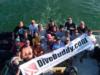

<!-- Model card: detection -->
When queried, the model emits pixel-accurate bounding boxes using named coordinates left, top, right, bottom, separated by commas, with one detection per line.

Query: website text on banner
left=19, top=34, right=94, bottom=75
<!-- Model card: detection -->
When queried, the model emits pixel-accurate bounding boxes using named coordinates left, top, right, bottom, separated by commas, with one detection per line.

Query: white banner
left=19, top=34, right=94, bottom=75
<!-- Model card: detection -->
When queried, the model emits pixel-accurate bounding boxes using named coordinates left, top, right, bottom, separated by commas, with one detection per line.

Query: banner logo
left=19, top=34, right=94, bottom=75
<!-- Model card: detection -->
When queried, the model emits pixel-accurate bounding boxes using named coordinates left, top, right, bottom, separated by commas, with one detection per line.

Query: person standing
left=29, top=20, right=38, bottom=37
left=14, top=21, right=28, bottom=41
left=65, top=17, right=76, bottom=35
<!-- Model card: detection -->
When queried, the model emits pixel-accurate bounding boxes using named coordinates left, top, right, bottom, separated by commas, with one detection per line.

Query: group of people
left=9, top=17, right=96, bottom=75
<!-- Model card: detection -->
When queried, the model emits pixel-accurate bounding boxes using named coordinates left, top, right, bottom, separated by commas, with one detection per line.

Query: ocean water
left=0, top=0, right=100, bottom=32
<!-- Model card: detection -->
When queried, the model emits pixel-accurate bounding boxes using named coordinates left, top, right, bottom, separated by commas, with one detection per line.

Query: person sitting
left=52, top=37, right=64, bottom=50
left=46, top=34, right=55, bottom=51
left=38, top=23, right=44, bottom=33
left=46, top=20, right=57, bottom=35
left=20, top=40, right=34, bottom=62
left=33, top=43, right=44, bottom=57
left=71, top=29, right=80, bottom=40
left=65, top=17, right=76, bottom=35
left=56, top=25, right=65, bottom=39
left=39, top=33, right=54, bottom=53
left=77, top=21, right=88, bottom=34
left=61, top=30, right=72, bottom=42
left=9, top=51, right=22, bottom=75
left=65, top=37, right=70, bottom=45
left=15, top=35, right=21, bottom=51
left=38, top=24, right=46, bottom=38
left=11, top=35, right=25, bottom=55
left=32, top=32, right=41, bottom=47
left=87, top=29, right=96, bottom=45
left=10, top=40, right=33, bottom=75
left=22, top=30, right=32, bottom=45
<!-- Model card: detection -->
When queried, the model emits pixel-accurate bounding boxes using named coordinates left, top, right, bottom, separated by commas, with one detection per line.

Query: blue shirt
left=29, top=24, right=38, bottom=37
left=52, top=41, right=64, bottom=50
left=56, top=31, right=65, bottom=38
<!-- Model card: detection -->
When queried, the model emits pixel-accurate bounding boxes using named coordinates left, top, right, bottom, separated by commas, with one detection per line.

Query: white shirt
left=88, top=34, right=96, bottom=44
